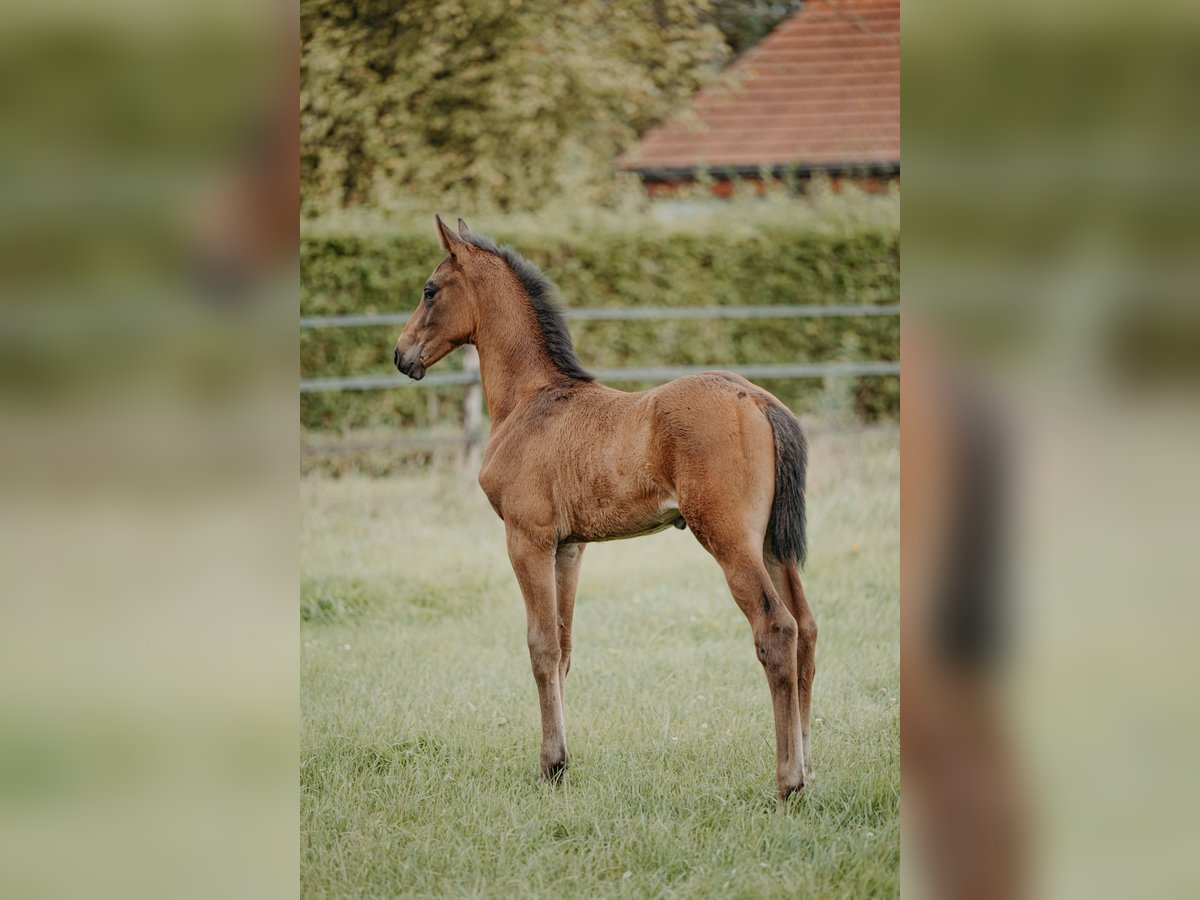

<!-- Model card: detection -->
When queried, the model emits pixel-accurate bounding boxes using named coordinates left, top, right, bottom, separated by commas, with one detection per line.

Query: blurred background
left=905, top=1, right=1200, bottom=898
left=0, top=1, right=298, bottom=898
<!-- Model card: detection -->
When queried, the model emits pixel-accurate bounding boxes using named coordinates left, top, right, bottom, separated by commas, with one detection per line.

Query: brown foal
left=394, top=216, right=817, bottom=808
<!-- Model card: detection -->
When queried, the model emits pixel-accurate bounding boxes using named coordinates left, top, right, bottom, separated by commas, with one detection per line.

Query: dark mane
left=462, top=231, right=594, bottom=382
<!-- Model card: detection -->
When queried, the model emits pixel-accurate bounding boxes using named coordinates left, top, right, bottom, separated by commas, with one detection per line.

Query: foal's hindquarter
left=480, top=372, right=817, bottom=806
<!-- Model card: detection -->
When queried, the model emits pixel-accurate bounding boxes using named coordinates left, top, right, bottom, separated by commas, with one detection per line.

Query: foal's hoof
left=540, top=758, right=568, bottom=784
left=776, top=779, right=806, bottom=812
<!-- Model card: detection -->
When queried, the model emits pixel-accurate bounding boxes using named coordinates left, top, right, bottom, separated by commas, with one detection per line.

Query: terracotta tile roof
left=620, top=0, right=899, bottom=175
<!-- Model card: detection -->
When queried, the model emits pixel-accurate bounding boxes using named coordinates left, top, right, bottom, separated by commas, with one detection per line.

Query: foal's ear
left=457, top=217, right=471, bottom=237
left=434, top=214, right=468, bottom=258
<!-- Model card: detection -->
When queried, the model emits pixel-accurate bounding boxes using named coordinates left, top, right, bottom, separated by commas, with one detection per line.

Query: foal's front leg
left=506, top=526, right=568, bottom=781
left=554, top=543, right=585, bottom=708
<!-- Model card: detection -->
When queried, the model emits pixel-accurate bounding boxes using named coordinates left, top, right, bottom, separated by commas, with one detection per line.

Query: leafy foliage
left=301, top=0, right=727, bottom=212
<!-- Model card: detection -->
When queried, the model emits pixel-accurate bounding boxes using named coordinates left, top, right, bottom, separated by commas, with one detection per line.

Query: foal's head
left=394, top=215, right=593, bottom=383
left=392, top=215, right=488, bottom=380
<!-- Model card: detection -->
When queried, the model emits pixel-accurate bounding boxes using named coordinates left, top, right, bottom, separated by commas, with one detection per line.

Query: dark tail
left=764, top=401, right=808, bottom=568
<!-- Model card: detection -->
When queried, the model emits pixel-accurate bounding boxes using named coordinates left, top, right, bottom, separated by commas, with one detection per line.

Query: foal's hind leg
left=768, top=557, right=818, bottom=780
left=718, top=549, right=804, bottom=808
left=554, top=543, right=585, bottom=708
left=688, top=510, right=804, bottom=808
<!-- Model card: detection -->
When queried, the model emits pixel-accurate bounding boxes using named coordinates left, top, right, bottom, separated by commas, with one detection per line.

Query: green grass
left=301, top=424, right=898, bottom=898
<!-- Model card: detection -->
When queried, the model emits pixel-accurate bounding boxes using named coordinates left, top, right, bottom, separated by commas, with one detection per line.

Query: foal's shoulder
left=512, top=379, right=602, bottom=425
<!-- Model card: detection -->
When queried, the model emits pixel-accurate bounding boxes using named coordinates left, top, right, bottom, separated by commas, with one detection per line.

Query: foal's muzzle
left=394, top=347, right=426, bottom=381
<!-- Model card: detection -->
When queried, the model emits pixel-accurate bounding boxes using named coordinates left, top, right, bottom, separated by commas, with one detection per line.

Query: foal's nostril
left=394, top=348, right=401, bottom=370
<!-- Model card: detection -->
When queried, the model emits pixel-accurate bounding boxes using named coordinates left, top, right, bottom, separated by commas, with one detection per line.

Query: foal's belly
left=562, top=495, right=684, bottom=544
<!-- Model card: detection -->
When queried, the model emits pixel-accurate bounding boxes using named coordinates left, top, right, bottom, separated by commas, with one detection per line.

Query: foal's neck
left=473, top=289, right=562, bottom=426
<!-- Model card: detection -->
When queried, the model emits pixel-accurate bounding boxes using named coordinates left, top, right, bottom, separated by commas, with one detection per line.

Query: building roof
left=620, top=0, right=899, bottom=177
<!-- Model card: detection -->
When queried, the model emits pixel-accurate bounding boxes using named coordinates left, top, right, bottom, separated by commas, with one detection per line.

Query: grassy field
left=301, top=424, right=899, bottom=898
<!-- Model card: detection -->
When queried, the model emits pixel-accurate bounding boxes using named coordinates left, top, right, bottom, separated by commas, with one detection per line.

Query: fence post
left=462, top=345, right=483, bottom=470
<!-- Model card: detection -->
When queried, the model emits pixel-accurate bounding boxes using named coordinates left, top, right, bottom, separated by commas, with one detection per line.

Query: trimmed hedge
left=301, top=221, right=899, bottom=431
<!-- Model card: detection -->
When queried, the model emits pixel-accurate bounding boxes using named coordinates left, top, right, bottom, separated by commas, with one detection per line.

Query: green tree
left=301, top=0, right=727, bottom=212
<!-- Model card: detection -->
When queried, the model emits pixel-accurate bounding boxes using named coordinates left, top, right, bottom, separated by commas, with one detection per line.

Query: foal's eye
left=423, top=285, right=437, bottom=302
